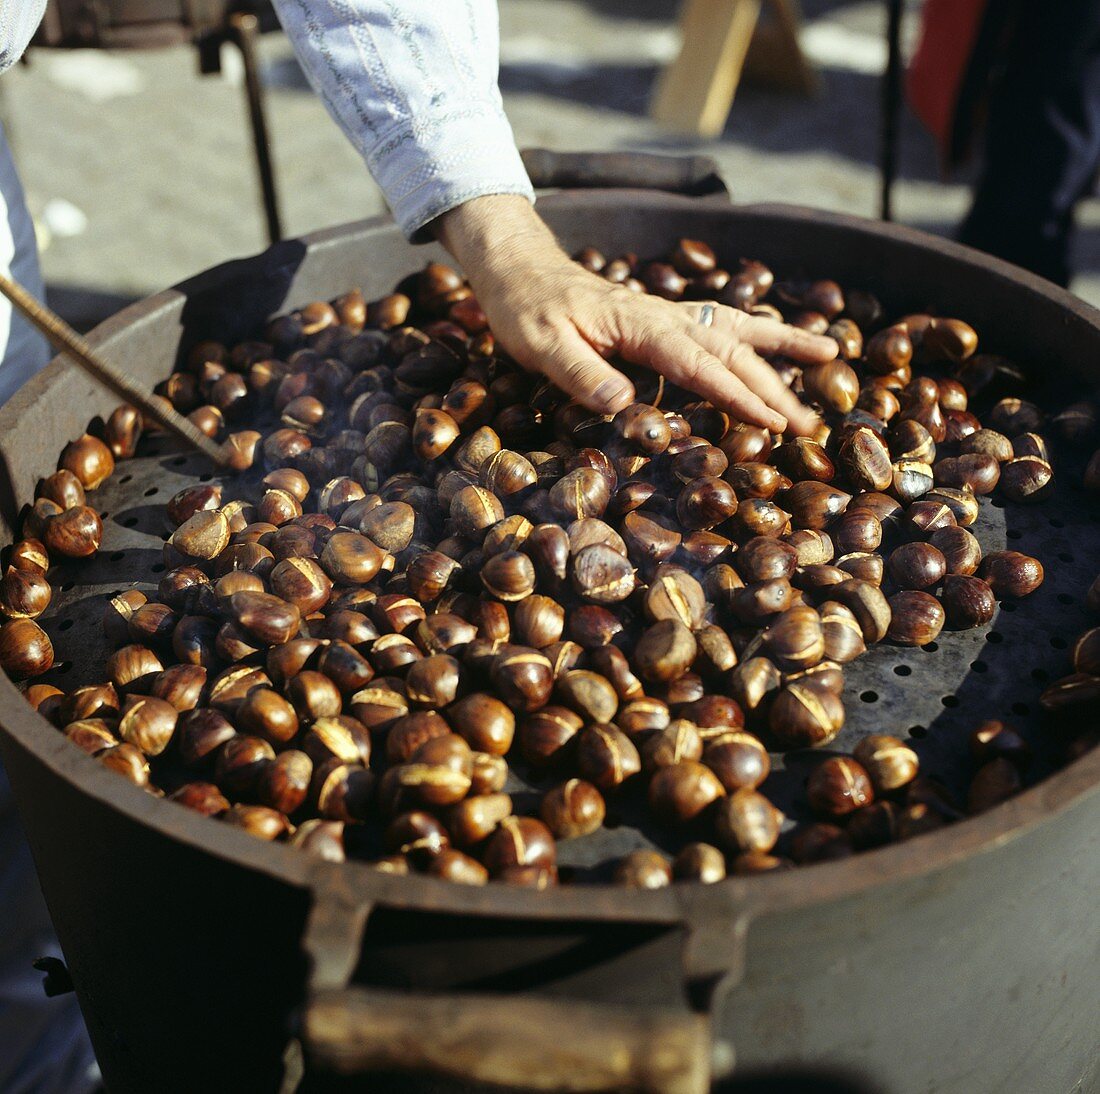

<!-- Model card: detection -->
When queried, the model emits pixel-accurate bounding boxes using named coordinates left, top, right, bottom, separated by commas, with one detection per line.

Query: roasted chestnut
left=978, top=551, right=1044, bottom=599
left=768, top=681, right=844, bottom=747
left=539, top=778, right=606, bottom=839
left=806, top=757, right=874, bottom=817
left=886, top=590, right=944, bottom=646
left=941, top=574, right=996, bottom=629
left=887, top=542, right=946, bottom=591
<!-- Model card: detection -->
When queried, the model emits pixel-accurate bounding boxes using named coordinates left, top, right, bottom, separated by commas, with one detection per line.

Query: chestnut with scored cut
left=807, top=757, right=874, bottom=817
left=571, top=543, right=635, bottom=603
left=703, top=732, right=769, bottom=792
left=490, top=645, right=554, bottom=713
left=645, top=567, right=707, bottom=629
left=0, top=568, right=51, bottom=619
left=999, top=456, right=1053, bottom=503
left=854, top=734, right=920, bottom=793
left=769, top=682, right=845, bottom=747
left=44, top=505, right=102, bottom=558
left=929, top=526, right=982, bottom=576
left=576, top=723, right=641, bottom=789
left=540, top=778, right=605, bottom=839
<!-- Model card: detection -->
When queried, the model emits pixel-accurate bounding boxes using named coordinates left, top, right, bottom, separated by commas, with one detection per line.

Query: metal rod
left=0, top=272, right=230, bottom=467
left=230, top=11, right=283, bottom=245
left=880, top=0, right=904, bottom=221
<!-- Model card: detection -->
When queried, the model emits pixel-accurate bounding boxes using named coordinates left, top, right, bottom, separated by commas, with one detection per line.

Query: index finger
left=731, top=312, right=839, bottom=365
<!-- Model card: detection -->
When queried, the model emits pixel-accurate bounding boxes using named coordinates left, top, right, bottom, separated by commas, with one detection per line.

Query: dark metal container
left=1, top=189, right=1098, bottom=1094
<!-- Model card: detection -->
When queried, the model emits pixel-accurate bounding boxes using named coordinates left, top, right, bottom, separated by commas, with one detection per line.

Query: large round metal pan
left=0, top=191, right=1097, bottom=1094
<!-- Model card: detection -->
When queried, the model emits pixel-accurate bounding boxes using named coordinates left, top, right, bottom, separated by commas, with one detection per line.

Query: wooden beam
left=651, top=0, right=818, bottom=137
left=651, top=0, right=763, bottom=139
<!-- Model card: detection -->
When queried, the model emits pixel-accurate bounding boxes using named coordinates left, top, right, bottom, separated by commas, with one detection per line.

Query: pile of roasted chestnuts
left=8, top=236, right=1093, bottom=888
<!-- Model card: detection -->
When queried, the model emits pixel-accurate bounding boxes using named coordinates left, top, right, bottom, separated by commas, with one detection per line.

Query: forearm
left=272, top=0, right=534, bottom=239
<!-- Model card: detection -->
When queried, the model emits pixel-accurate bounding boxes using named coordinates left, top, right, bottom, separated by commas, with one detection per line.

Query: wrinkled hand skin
left=435, top=194, right=838, bottom=435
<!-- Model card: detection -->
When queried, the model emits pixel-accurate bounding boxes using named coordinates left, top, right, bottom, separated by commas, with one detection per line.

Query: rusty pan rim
left=3, top=194, right=1099, bottom=926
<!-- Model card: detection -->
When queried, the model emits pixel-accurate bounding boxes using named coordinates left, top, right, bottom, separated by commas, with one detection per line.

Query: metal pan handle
left=303, top=985, right=711, bottom=1093
left=520, top=148, right=729, bottom=199
left=296, top=883, right=731, bottom=1092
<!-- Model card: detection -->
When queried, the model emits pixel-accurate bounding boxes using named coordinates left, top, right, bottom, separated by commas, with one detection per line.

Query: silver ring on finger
left=697, top=302, right=717, bottom=328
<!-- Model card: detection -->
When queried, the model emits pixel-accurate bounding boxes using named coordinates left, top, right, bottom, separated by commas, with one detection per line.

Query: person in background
left=959, top=0, right=1100, bottom=287
left=0, top=3, right=100, bottom=1092
left=910, top=0, right=1100, bottom=287
left=0, top=2, right=834, bottom=1089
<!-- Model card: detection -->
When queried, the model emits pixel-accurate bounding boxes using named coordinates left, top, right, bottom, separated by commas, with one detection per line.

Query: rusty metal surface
left=0, top=195, right=1099, bottom=1093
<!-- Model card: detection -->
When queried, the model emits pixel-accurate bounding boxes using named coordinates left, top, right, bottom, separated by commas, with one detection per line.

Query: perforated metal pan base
left=30, top=389, right=1098, bottom=880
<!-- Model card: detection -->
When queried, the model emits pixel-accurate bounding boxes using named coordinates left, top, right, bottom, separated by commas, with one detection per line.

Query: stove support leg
left=880, top=0, right=904, bottom=221
left=228, top=11, right=284, bottom=245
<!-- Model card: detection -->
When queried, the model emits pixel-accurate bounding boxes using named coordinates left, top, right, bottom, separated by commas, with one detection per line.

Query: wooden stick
left=0, top=272, right=231, bottom=467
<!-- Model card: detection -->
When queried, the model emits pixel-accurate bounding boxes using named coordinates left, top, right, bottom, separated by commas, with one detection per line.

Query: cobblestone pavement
left=3, top=0, right=1099, bottom=329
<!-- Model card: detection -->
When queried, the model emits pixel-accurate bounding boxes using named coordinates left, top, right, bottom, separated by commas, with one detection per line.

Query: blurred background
left=6, top=0, right=1100, bottom=330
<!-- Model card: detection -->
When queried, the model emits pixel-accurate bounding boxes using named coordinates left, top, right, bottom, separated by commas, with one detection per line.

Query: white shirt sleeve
left=272, top=0, right=535, bottom=240
left=0, top=0, right=46, bottom=73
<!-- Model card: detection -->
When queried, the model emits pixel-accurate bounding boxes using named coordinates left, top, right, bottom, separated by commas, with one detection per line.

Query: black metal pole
left=880, top=0, right=904, bottom=221
left=230, top=10, right=283, bottom=245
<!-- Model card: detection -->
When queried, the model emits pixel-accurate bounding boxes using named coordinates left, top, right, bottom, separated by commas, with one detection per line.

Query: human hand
left=435, top=195, right=838, bottom=436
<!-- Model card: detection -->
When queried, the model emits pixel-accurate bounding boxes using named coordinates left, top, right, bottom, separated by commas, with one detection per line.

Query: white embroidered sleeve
left=272, top=0, right=535, bottom=240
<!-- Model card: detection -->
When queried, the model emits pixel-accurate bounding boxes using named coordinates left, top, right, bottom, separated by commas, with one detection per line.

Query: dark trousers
left=959, top=0, right=1100, bottom=286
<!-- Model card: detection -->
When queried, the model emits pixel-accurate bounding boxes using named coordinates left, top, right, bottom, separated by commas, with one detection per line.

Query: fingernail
left=594, top=379, right=634, bottom=414
left=770, top=414, right=788, bottom=434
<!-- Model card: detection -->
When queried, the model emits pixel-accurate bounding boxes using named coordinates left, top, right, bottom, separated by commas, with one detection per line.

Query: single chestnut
left=703, top=732, right=770, bottom=791
left=970, top=720, right=1032, bottom=770
left=649, top=760, right=725, bottom=823
left=806, top=757, right=874, bottom=817
left=978, top=551, right=1044, bottom=599
left=0, top=618, right=53, bottom=678
left=714, top=789, right=782, bottom=854
left=633, top=619, right=697, bottom=683
left=447, top=793, right=513, bottom=847
left=44, top=505, right=102, bottom=558
left=928, top=526, right=982, bottom=576
left=483, top=816, right=556, bottom=875
left=59, top=433, right=114, bottom=489
left=644, top=567, right=707, bottom=629
left=536, top=778, right=605, bottom=840
left=769, top=681, right=844, bottom=747
left=613, top=850, right=672, bottom=889
left=941, top=574, right=996, bottom=629
left=490, top=645, right=554, bottom=712
left=998, top=456, right=1053, bottom=503
left=886, top=590, right=944, bottom=646
left=576, top=723, right=641, bottom=789
left=0, top=567, right=51, bottom=619
left=887, top=542, right=946, bottom=591
left=672, top=842, right=726, bottom=883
